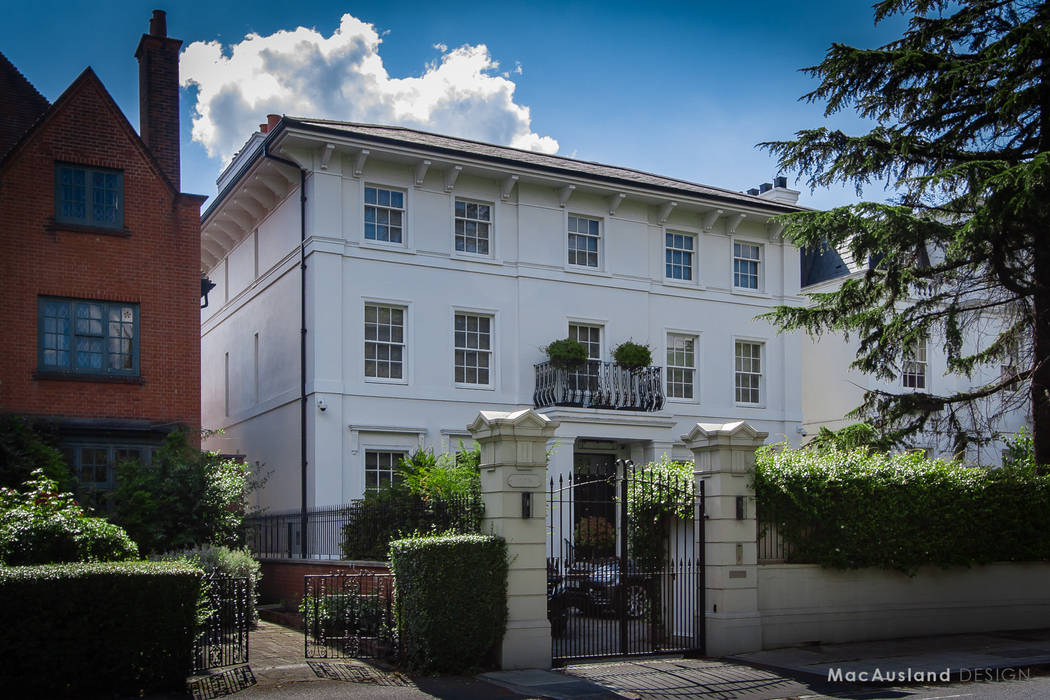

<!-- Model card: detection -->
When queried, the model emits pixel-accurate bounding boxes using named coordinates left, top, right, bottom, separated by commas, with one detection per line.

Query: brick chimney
left=135, top=9, right=183, bottom=189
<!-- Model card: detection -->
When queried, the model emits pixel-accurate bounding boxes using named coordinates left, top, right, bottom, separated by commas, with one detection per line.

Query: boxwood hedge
left=754, top=446, right=1050, bottom=574
left=389, top=533, right=507, bottom=673
left=0, top=561, right=203, bottom=696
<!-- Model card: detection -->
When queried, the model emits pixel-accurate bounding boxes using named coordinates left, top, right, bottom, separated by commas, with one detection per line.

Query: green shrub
left=0, top=561, right=202, bottom=696
left=341, top=448, right=483, bottom=560
left=389, top=533, right=507, bottom=673
left=544, top=338, right=588, bottom=370
left=0, top=469, right=138, bottom=565
left=112, top=429, right=251, bottom=554
left=612, top=340, right=653, bottom=370
left=754, top=445, right=1050, bottom=574
left=160, top=544, right=261, bottom=623
left=0, top=414, right=74, bottom=491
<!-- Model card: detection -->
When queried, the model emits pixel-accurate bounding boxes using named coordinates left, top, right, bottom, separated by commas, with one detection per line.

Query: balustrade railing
left=534, top=360, right=664, bottom=411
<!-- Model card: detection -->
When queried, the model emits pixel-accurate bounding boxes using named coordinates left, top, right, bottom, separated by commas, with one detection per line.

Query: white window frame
left=452, top=307, right=497, bottom=390
left=664, top=230, right=698, bottom=284
left=452, top=197, right=494, bottom=259
left=568, top=322, right=603, bottom=361
left=363, top=183, right=408, bottom=248
left=363, top=449, right=406, bottom=492
left=902, top=337, right=928, bottom=390
left=731, top=239, right=764, bottom=292
left=566, top=213, right=603, bottom=271
left=734, top=339, right=765, bottom=407
left=665, top=331, right=699, bottom=402
left=363, top=300, right=409, bottom=385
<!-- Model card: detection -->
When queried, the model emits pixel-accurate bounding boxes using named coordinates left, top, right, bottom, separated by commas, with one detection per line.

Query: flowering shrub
left=0, top=469, right=138, bottom=565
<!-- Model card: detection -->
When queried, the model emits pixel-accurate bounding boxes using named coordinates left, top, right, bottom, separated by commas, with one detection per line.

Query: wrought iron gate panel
left=548, top=458, right=704, bottom=664
left=303, top=572, right=397, bottom=659
left=194, top=574, right=250, bottom=672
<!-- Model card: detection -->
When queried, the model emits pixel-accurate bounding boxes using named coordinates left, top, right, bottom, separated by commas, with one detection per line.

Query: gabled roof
left=0, top=51, right=50, bottom=162
left=0, top=66, right=180, bottom=196
left=283, top=118, right=803, bottom=214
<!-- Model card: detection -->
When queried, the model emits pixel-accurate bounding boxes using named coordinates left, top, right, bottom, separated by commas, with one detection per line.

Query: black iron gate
left=303, top=572, right=397, bottom=659
left=194, top=574, right=250, bottom=672
left=547, top=456, right=704, bottom=663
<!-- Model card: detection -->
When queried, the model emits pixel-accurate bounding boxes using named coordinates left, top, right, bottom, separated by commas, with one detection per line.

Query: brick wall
left=259, top=559, right=391, bottom=606
left=0, top=71, right=201, bottom=431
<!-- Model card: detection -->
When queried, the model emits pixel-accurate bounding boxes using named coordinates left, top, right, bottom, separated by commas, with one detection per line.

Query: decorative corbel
left=608, top=193, right=626, bottom=216
left=235, top=195, right=265, bottom=220
left=352, top=149, right=369, bottom=178
left=444, top=165, right=462, bottom=192
left=319, top=143, right=336, bottom=170
left=244, top=184, right=274, bottom=210
left=656, top=200, right=678, bottom=224
left=700, top=209, right=723, bottom=232
left=257, top=173, right=288, bottom=197
left=414, top=160, right=431, bottom=187
left=767, top=219, right=786, bottom=242
left=727, top=212, right=746, bottom=234
left=500, top=175, right=519, bottom=200
left=557, top=185, right=576, bottom=208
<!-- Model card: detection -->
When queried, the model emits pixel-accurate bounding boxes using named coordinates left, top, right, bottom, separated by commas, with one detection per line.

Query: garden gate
left=194, top=574, right=251, bottom=672
left=547, top=456, right=704, bottom=664
left=302, top=572, right=397, bottom=660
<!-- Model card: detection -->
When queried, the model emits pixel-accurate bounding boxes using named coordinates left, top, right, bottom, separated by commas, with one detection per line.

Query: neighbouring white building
left=799, top=243, right=1030, bottom=465
left=200, top=117, right=806, bottom=512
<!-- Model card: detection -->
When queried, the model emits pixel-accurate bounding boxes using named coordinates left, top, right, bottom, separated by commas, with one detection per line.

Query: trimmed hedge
left=754, top=446, right=1050, bottom=574
left=389, top=533, right=507, bottom=673
left=0, top=561, right=203, bottom=696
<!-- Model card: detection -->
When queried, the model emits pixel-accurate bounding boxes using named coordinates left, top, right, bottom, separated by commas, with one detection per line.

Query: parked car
left=549, top=558, right=651, bottom=626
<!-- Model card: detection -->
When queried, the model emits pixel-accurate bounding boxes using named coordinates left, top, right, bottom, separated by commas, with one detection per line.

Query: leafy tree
left=111, top=430, right=250, bottom=554
left=0, top=415, right=74, bottom=491
left=760, top=0, right=1050, bottom=466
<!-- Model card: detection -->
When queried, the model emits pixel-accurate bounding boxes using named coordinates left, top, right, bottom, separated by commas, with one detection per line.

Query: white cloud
left=180, top=14, right=558, bottom=163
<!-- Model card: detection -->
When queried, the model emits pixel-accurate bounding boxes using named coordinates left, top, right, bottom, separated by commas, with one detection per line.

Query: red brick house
left=0, top=10, right=204, bottom=490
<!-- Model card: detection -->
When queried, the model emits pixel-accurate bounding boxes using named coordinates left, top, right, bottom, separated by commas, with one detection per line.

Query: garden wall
left=758, top=562, right=1050, bottom=649
left=259, top=558, right=389, bottom=606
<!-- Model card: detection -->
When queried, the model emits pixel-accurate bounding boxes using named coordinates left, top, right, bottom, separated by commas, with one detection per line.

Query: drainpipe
left=262, top=143, right=309, bottom=559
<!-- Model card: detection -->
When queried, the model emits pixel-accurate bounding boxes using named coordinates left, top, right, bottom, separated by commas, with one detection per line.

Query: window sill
left=33, top=371, right=144, bottom=385
left=47, top=220, right=131, bottom=238
left=451, top=252, right=501, bottom=266
left=734, top=401, right=766, bottom=409
left=730, top=287, right=772, bottom=299
left=359, top=240, right=414, bottom=255
left=665, top=396, right=700, bottom=405
left=563, top=265, right=612, bottom=278
left=663, top=278, right=705, bottom=291
left=364, top=377, right=409, bottom=386
left=454, top=383, right=495, bottom=391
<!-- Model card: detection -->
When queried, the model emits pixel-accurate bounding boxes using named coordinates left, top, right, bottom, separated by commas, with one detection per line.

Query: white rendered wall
left=758, top=562, right=1050, bottom=649
left=202, top=190, right=303, bottom=511
left=206, top=148, right=806, bottom=510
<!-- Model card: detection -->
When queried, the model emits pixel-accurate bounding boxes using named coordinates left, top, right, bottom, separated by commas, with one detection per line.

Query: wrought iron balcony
left=534, top=360, right=664, bottom=412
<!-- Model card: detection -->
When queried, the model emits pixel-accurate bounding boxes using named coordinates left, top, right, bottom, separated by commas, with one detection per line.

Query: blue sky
left=1, top=0, right=906, bottom=209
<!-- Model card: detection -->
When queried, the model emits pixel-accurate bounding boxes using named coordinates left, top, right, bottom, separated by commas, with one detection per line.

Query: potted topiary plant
left=545, top=338, right=588, bottom=370
left=612, top=340, right=652, bottom=371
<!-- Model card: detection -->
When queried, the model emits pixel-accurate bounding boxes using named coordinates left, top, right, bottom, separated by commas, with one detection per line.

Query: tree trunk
left=1033, top=240, right=1050, bottom=473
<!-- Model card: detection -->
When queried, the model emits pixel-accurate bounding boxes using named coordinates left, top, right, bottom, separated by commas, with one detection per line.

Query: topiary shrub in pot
left=613, top=340, right=652, bottom=371
left=545, top=338, right=588, bottom=370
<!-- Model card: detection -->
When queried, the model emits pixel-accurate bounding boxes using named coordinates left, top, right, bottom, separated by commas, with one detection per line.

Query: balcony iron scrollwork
left=533, top=360, right=664, bottom=412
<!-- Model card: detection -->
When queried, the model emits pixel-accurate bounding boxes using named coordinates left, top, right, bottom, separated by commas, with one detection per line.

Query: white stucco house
left=799, top=242, right=1030, bottom=465
left=199, top=117, right=806, bottom=512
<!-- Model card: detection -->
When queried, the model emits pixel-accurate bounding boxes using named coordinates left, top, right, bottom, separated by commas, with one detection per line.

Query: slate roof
left=284, top=118, right=802, bottom=213
left=0, top=51, right=50, bottom=162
